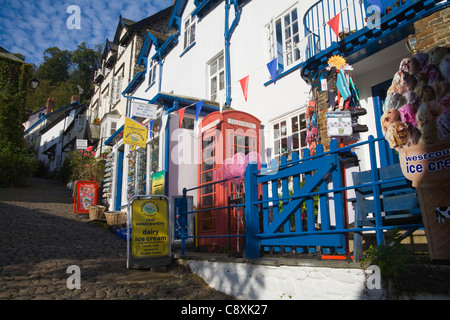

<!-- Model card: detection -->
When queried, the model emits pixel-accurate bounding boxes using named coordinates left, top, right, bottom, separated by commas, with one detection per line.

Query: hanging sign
left=326, top=111, right=352, bottom=137
left=124, top=117, right=148, bottom=148
left=127, top=195, right=171, bottom=269
left=151, top=170, right=166, bottom=195
left=73, top=180, right=98, bottom=214
left=131, top=102, right=158, bottom=119
left=76, top=139, right=88, bottom=149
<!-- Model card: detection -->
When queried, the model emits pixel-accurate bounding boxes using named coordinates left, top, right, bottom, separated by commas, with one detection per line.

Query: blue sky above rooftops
left=0, top=0, right=173, bottom=66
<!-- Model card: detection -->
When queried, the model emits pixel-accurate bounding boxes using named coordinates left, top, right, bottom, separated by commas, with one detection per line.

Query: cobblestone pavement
left=0, top=178, right=235, bottom=300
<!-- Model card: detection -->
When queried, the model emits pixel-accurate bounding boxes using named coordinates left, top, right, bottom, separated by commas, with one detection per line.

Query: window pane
left=219, top=55, right=224, bottom=70
left=300, top=113, right=306, bottom=130
left=274, top=140, right=280, bottom=155
left=284, top=13, right=290, bottom=26
left=274, top=123, right=280, bottom=139
left=291, top=9, right=298, bottom=22
left=280, top=121, right=287, bottom=136
left=190, top=23, right=196, bottom=43
left=291, top=116, right=298, bottom=132
left=211, top=77, right=217, bottom=97
left=293, top=22, right=299, bottom=35
left=210, top=61, right=217, bottom=76
left=219, top=71, right=225, bottom=90
left=301, top=131, right=306, bottom=147
left=292, top=132, right=299, bottom=150
left=281, top=137, right=287, bottom=154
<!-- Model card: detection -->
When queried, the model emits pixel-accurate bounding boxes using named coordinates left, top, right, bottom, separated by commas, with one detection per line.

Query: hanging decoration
left=178, top=108, right=185, bottom=127
left=306, top=99, right=319, bottom=156
left=327, top=13, right=340, bottom=40
left=195, top=99, right=204, bottom=122
left=266, top=57, right=278, bottom=84
left=240, top=75, right=249, bottom=102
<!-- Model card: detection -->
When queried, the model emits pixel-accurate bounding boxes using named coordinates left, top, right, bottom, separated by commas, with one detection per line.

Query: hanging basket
left=104, top=211, right=127, bottom=227
left=88, top=205, right=106, bottom=221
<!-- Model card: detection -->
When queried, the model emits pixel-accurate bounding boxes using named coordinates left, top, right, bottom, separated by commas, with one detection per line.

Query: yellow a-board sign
left=127, top=195, right=171, bottom=269
left=132, top=198, right=169, bottom=257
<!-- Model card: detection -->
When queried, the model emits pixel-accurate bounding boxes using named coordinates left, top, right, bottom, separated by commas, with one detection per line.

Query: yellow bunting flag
left=124, top=117, right=148, bottom=148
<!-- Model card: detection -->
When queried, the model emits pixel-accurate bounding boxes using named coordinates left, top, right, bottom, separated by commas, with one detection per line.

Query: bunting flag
left=266, top=58, right=278, bottom=84
left=327, top=13, right=340, bottom=40
left=178, top=108, right=185, bottom=127
left=240, top=75, right=249, bottom=102
left=195, top=99, right=204, bottom=121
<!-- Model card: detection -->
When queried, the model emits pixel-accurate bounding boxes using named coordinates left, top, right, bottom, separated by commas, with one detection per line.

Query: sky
left=0, top=0, right=174, bottom=66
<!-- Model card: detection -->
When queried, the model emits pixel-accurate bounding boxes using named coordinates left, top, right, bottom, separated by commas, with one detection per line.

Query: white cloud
left=1, top=0, right=173, bottom=65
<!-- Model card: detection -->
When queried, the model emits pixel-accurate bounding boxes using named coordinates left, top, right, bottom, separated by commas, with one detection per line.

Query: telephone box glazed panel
left=197, top=110, right=261, bottom=252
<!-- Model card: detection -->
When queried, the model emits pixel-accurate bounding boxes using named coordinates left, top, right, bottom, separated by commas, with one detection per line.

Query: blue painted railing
left=302, top=0, right=449, bottom=63
left=180, top=136, right=423, bottom=259
left=303, top=0, right=367, bottom=60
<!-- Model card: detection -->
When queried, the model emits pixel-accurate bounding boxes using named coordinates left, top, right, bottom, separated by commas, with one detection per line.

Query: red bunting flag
left=240, top=75, right=249, bottom=102
left=178, top=108, right=185, bottom=127
left=327, top=13, right=340, bottom=40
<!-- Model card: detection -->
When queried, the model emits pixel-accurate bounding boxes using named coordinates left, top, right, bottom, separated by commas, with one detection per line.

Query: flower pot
left=397, top=139, right=450, bottom=260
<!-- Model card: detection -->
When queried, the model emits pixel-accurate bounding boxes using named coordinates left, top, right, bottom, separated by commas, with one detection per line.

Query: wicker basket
left=88, top=205, right=106, bottom=221
left=104, top=211, right=127, bottom=227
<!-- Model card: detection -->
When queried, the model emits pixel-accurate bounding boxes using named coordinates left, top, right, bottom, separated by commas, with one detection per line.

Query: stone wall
left=414, top=7, right=450, bottom=53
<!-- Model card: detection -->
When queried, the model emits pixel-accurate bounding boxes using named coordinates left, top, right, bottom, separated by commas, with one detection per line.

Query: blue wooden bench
left=352, top=163, right=423, bottom=260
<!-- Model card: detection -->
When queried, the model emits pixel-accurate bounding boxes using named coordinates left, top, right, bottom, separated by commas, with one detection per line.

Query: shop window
left=183, top=16, right=196, bottom=50
left=265, top=5, right=300, bottom=74
left=208, top=53, right=225, bottom=101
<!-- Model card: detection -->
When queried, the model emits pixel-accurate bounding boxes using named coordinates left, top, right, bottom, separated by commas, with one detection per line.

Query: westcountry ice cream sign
left=124, top=117, right=148, bottom=148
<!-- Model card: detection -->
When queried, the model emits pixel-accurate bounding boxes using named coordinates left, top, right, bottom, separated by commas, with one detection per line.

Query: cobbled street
left=0, top=178, right=234, bottom=300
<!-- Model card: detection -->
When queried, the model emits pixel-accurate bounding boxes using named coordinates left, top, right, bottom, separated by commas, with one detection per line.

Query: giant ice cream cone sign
left=380, top=47, right=450, bottom=260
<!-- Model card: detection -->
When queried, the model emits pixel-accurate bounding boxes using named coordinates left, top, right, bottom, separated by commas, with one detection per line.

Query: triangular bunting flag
left=195, top=100, right=204, bottom=122
left=327, top=13, right=340, bottom=40
left=178, top=108, right=185, bottom=127
left=240, top=75, right=249, bottom=102
left=267, top=58, right=278, bottom=84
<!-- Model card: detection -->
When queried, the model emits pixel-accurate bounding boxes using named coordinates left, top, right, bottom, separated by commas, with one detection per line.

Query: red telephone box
left=74, top=180, right=99, bottom=215
left=197, top=110, right=261, bottom=252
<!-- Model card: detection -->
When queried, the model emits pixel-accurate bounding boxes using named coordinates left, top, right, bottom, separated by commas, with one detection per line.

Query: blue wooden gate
left=245, top=140, right=347, bottom=259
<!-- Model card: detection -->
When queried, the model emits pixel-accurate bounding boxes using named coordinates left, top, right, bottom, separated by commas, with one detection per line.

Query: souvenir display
left=381, top=47, right=450, bottom=260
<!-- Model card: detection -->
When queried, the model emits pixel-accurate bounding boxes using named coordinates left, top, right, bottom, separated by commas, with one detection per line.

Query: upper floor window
left=266, top=6, right=301, bottom=74
left=208, top=53, right=225, bottom=101
left=148, top=59, right=157, bottom=86
left=183, top=16, right=196, bottom=50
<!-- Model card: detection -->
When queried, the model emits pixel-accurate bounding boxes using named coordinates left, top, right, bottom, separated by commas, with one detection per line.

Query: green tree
left=71, top=42, right=101, bottom=102
left=35, top=47, right=72, bottom=84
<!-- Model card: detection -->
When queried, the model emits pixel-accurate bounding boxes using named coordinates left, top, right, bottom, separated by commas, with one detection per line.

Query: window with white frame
left=265, top=5, right=301, bottom=74
left=110, top=121, right=117, bottom=136
left=148, top=59, right=157, bottom=86
left=208, top=53, right=225, bottom=101
left=271, top=109, right=307, bottom=163
left=183, top=16, right=196, bottom=50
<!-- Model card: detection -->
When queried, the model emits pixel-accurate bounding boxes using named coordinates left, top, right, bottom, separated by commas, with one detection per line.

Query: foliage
left=64, top=147, right=105, bottom=182
left=25, top=42, right=103, bottom=111
left=363, top=229, right=413, bottom=280
left=0, top=147, right=38, bottom=187
left=0, top=54, right=37, bottom=187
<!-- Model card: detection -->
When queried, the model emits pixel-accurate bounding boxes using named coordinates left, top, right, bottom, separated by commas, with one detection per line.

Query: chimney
left=46, top=97, right=55, bottom=114
left=71, top=95, right=80, bottom=104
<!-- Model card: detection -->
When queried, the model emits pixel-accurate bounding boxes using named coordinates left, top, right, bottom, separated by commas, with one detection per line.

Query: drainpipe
left=224, top=0, right=241, bottom=107
left=164, top=100, right=178, bottom=196
left=158, top=52, right=163, bottom=92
